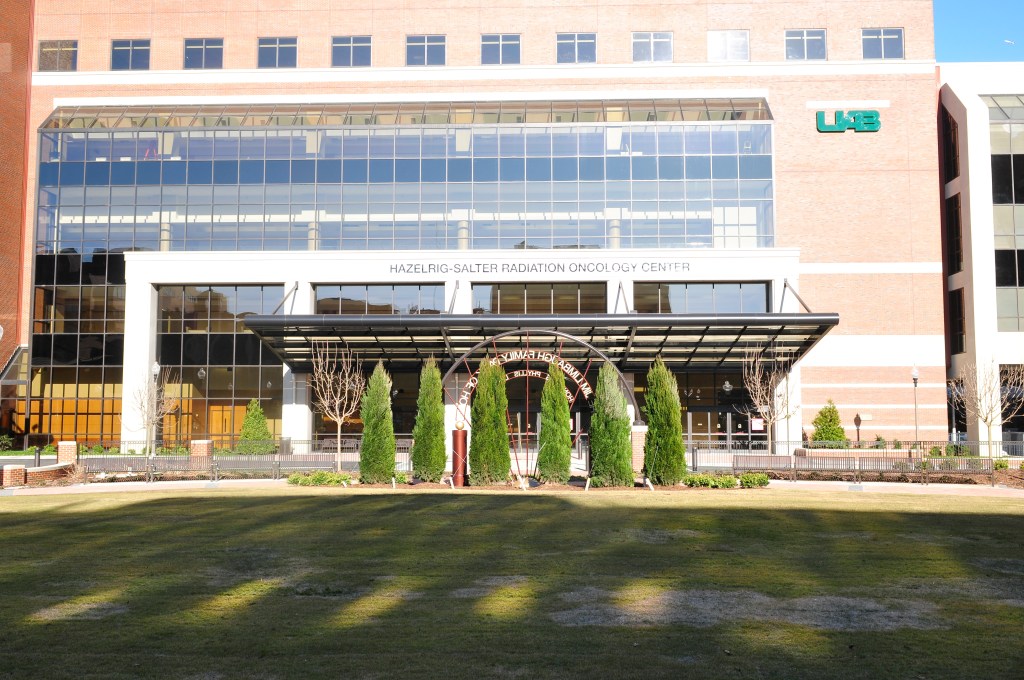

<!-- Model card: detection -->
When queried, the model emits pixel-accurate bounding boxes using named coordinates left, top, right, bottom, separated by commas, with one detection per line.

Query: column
left=119, top=278, right=159, bottom=443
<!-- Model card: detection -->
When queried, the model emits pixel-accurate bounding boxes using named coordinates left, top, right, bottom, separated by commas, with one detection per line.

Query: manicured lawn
left=2, top=487, right=1023, bottom=679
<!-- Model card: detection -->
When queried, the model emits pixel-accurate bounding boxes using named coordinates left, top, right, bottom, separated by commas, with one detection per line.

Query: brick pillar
left=2, top=465, right=26, bottom=487
left=190, top=440, right=213, bottom=458
left=57, top=441, right=78, bottom=465
left=631, top=426, right=648, bottom=473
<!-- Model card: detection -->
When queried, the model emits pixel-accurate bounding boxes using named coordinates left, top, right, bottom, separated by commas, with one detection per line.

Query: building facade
left=939, top=64, right=1024, bottom=445
left=14, top=0, right=946, bottom=450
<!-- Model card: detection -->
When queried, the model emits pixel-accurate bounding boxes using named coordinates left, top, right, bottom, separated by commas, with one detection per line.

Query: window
left=481, top=34, right=520, bottom=65
left=315, top=284, right=443, bottom=315
left=632, top=32, right=672, bottom=62
left=948, top=289, right=965, bottom=354
left=111, top=40, right=150, bottom=71
left=38, top=40, right=78, bottom=72
left=406, top=35, right=445, bottom=66
left=941, top=107, right=960, bottom=182
left=184, top=38, right=223, bottom=69
left=557, top=33, right=596, bottom=64
left=258, top=37, right=297, bottom=68
left=785, top=29, right=826, bottom=60
left=708, top=30, right=749, bottom=62
left=945, top=194, right=963, bottom=274
left=862, top=28, right=904, bottom=59
left=332, top=36, right=371, bottom=67
left=991, top=154, right=1024, bottom=204
left=633, top=282, right=769, bottom=314
left=472, top=283, right=606, bottom=314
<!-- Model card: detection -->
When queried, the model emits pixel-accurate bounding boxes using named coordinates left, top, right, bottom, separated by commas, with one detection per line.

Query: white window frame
left=707, top=30, right=749, bottom=62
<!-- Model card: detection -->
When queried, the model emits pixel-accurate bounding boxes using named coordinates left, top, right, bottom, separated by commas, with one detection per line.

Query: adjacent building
left=11, top=0, right=946, bottom=451
left=939, top=64, right=1024, bottom=446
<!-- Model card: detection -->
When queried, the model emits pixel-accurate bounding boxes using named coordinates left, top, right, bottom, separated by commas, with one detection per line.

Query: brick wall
left=1, top=462, right=73, bottom=487
left=0, top=0, right=31, bottom=369
left=2, top=464, right=25, bottom=486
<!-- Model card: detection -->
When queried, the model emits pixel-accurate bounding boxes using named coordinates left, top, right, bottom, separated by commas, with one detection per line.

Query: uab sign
left=816, top=110, right=881, bottom=133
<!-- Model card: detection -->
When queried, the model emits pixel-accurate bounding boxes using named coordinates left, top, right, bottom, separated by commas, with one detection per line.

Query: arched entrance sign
left=440, top=329, right=644, bottom=424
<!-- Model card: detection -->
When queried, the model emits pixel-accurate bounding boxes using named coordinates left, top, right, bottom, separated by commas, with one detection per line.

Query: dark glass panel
left=631, top=157, right=658, bottom=180
left=1014, top=155, right=1024, bottom=204
left=395, top=159, right=420, bottom=182
left=291, top=160, right=316, bottom=183
left=35, top=255, right=56, bottom=285
left=578, top=157, right=603, bottom=181
left=711, top=156, right=738, bottom=179
left=213, top=160, right=238, bottom=184
left=110, top=162, right=135, bottom=185
left=552, top=158, right=578, bottom=181
left=658, top=156, right=684, bottom=179
left=182, top=334, right=209, bottom=364
left=500, top=157, right=525, bottom=180
left=162, top=161, right=187, bottom=184
left=421, top=159, right=446, bottom=181
left=136, top=162, right=161, bottom=185
left=59, top=162, right=84, bottom=186
left=239, top=160, right=265, bottom=184
left=995, top=250, right=1017, bottom=286
left=51, top=334, right=78, bottom=365
left=525, top=158, right=551, bottom=181
left=187, top=160, right=213, bottom=184
left=265, top=160, right=290, bottom=183
left=738, top=155, right=772, bottom=179
left=316, top=159, right=342, bottom=183
left=685, top=156, right=711, bottom=179
left=473, top=158, right=498, bottom=182
left=343, top=159, right=368, bottom=183
left=208, top=334, right=234, bottom=364
left=102, top=335, right=124, bottom=365
left=992, top=154, right=1013, bottom=204
left=40, top=163, right=60, bottom=186
left=447, top=159, right=471, bottom=182
left=31, top=335, right=52, bottom=364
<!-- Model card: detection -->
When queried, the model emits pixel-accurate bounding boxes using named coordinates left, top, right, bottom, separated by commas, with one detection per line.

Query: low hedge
left=738, top=472, right=770, bottom=488
left=287, top=471, right=353, bottom=486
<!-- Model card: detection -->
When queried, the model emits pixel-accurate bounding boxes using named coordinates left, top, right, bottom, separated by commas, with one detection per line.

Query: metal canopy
left=243, top=312, right=838, bottom=374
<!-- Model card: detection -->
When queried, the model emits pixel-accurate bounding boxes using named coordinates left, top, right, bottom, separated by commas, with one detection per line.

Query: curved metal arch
left=440, top=328, right=644, bottom=425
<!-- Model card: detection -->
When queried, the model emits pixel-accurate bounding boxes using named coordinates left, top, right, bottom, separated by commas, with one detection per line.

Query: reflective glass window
left=332, top=36, right=371, bottom=67
left=482, top=34, right=520, bottom=65
left=184, top=38, right=223, bottom=69
left=111, top=39, right=150, bottom=70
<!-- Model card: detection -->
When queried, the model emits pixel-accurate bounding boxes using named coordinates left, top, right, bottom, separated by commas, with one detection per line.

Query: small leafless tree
left=309, top=340, right=366, bottom=458
left=134, top=368, right=179, bottom=454
left=737, top=348, right=795, bottom=455
left=949, top=361, right=1024, bottom=456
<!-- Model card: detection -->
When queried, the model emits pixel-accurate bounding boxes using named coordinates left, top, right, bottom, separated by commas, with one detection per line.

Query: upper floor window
left=184, top=38, right=223, bottom=70
left=406, top=35, right=446, bottom=66
left=941, top=106, right=960, bottom=182
left=862, top=28, right=904, bottom=59
left=481, top=34, right=520, bottom=65
left=332, top=36, right=371, bottom=67
left=632, top=32, right=672, bottom=62
left=38, top=40, right=78, bottom=72
left=258, top=37, right=297, bottom=68
left=785, top=29, right=826, bottom=60
left=557, top=33, right=596, bottom=63
left=111, top=39, right=150, bottom=71
left=708, top=30, right=749, bottom=62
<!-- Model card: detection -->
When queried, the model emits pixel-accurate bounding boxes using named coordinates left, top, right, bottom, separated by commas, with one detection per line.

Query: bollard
left=34, top=446, right=41, bottom=468
left=452, top=426, right=467, bottom=487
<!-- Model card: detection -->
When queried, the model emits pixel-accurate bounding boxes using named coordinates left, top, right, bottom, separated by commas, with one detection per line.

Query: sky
left=934, top=0, right=1024, bottom=61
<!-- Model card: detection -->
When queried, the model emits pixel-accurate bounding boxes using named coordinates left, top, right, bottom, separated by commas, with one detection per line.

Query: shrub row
left=287, top=471, right=353, bottom=486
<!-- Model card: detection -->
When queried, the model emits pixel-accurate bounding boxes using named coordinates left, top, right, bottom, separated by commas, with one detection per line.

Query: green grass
left=1, top=487, right=1023, bottom=679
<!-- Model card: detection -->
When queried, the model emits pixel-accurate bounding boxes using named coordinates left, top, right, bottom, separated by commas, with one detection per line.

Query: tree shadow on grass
left=1, top=490, right=1023, bottom=679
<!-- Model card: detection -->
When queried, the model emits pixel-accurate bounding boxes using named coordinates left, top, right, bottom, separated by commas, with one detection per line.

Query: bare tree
left=309, top=340, right=366, bottom=460
left=949, top=361, right=1024, bottom=456
left=737, top=348, right=795, bottom=455
left=133, top=368, right=179, bottom=454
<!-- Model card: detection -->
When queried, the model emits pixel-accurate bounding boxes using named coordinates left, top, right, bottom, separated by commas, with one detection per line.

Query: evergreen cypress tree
left=589, top=362, right=634, bottom=487
left=536, top=363, right=572, bottom=483
left=811, top=399, right=847, bottom=448
left=411, top=356, right=447, bottom=482
left=468, top=359, right=510, bottom=484
left=359, top=361, right=396, bottom=483
left=643, top=357, right=686, bottom=485
left=237, top=398, right=274, bottom=454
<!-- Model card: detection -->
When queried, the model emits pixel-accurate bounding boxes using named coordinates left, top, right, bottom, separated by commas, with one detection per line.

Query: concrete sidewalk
left=3, top=477, right=1024, bottom=499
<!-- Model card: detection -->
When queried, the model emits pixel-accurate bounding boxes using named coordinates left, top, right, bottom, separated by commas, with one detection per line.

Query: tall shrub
left=589, top=363, right=634, bottom=487
left=411, top=356, right=447, bottom=482
left=237, top=398, right=274, bottom=454
left=469, top=359, right=510, bottom=484
left=643, top=357, right=686, bottom=485
left=360, top=361, right=396, bottom=483
left=537, top=363, right=572, bottom=483
left=811, top=399, right=847, bottom=448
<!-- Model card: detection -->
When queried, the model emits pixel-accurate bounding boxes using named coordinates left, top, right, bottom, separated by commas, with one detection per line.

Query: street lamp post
left=911, top=367, right=920, bottom=447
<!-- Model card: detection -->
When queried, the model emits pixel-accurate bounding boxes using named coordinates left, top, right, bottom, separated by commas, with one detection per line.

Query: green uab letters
left=816, top=110, right=881, bottom=133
